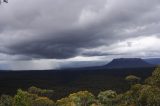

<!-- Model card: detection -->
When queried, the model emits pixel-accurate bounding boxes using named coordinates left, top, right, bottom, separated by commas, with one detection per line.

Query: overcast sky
left=0, top=0, right=160, bottom=70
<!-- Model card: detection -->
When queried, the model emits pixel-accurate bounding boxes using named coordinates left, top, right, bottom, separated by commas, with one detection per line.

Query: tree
left=122, top=91, right=135, bottom=105
left=68, top=91, right=95, bottom=106
left=98, top=90, right=117, bottom=105
left=125, top=75, right=141, bottom=85
left=0, top=95, right=13, bottom=106
left=13, top=89, right=38, bottom=106
left=32, top=97, right=55, bottom=106
left=56, top=97, right=76, bottom=106
left=139, top=85, right=160, bottom=106
left=118, top=84, right=143, bottom=106
left=56, top=91, right=95, bottom=106
left=145, top=66, right=160, bottom=87
left=28, top=86, right=54, bottom=98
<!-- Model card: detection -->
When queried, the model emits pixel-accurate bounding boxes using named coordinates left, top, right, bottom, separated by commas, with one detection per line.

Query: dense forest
left=0, top=66, right=160, bottom=106
left=0, top=67, right=154, bottom=100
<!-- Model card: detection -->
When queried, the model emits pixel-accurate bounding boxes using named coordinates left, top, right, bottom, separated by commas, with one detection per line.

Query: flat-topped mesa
left=105, top=58, right=153, bottom=69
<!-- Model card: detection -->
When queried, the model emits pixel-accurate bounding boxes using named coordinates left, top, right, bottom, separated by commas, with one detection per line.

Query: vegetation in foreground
left=1, top=67, right=160, bottom=106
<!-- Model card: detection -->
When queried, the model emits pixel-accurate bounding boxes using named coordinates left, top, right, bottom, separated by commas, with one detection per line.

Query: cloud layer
left=0, top=0, right=160, bottom=69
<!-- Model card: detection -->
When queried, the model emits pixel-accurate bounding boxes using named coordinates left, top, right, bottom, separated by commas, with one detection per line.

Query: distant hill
left=144, top=58, right=160, bottom=65
left=105, top=58, right=154, bottom=69
left=0, top=58, right=158, bottom=71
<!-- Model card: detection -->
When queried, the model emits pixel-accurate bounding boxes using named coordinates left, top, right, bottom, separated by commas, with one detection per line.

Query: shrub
left=125, top=75, right=141, bottom=85
left=32, top=97, right=55, bottom=106
left=56, top=91, right=95, bottom=106
left=0, top=95, right=13, bottom=106
left=139, top=85, right=160, bottom=106
left=98, top=90, right=117, bottom=105
left=28, top=86, right=54, bottom=98
left=13, top=89, right=38, bottom=106
left=145, top=66, right=160, bottom=87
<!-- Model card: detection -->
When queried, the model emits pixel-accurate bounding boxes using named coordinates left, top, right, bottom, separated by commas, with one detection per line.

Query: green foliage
left=28, top=86, right=54, bottom=98
left=121, top=67, right=160, bottom=106
left=69, top=91, right=95, bottom=106
left=139, top=85, right=160, bottom=106
left=145, top=66, right=160, bottom=87
left=32, top=97, right=55, bottom=106
left=119, top=90, right=139, bottom=106
left=56, top=91, right=95, bottom=106
left=13, top=89, right=55, bottom=106
left=56, top=97, right=76, bottom=106
left=0, top=95, right=13, bottom=106
left=125, top=75, right=141, bottom=85
left=13, top=89, right=38, bottom=106
left=98, top=90, right=117, bottom=106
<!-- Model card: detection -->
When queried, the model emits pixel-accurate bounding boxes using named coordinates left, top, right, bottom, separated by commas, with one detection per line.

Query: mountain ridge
left=105, top=58, right=154, bottom=69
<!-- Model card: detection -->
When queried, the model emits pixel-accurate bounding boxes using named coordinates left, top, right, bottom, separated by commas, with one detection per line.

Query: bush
left=98, top=90, right=117, bottom=105
left=13, top=89, right=38, bottom=106
left=56, top=97, right=75, bottom=106
left=139, top=85, right=160, bottom=106
left=28, top=86, right=54, bottom=98
left=0, top=95, right=13, bottom=106
left=32, top=97, right=55, bottom=106
left=125, top=75, right=141, bottom=85
left=56, top=91, right=95, bottom=106
left=145, top=66, right=160, bottom=87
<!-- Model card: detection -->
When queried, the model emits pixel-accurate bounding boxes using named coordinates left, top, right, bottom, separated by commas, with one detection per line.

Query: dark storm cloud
left=0, top=0, right=160, bottom=60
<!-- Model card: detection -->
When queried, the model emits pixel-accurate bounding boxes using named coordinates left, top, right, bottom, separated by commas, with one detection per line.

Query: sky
left=0, top=0, right=160, bottom=70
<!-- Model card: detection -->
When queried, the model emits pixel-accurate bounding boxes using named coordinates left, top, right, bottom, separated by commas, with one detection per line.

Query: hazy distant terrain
left=0, top=58, right=157, bottom=99
left=144, top=58, right=160, bottom=65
